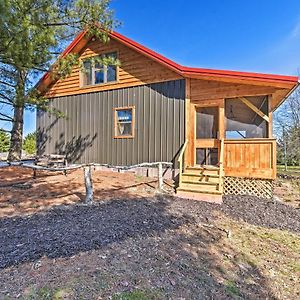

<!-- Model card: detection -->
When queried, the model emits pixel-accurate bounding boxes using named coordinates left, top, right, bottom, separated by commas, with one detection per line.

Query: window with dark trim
left=81, top=52, right=117, bottom=86
left=114, top=107, right=135, bottom=138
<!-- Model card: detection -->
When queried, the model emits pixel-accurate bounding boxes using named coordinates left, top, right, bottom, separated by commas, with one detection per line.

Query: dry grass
left=216, top=216, right=300, bottom=299
left=274, top=178, right=300, bottom=208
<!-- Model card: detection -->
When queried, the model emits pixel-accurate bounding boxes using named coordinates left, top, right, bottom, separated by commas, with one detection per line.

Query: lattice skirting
left=224, top=176, right=274, bottom=199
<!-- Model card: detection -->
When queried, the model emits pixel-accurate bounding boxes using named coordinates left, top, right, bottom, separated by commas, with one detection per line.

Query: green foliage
left=24, top=286, right=56, bottom=300
left=112, top=289, right=164, bottom=300
left=0, top=130, right=10, bottom=152
left=23, top=132, right=36, bottom=155
left=22, top=286, right=75, bottom=300
left=224, top=280, right=241, bottom=298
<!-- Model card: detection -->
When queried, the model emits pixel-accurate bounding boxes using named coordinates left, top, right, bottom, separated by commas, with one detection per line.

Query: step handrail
left=178, top=139, right=188, bottom=186
left=218, top=138, right=225, bottom=192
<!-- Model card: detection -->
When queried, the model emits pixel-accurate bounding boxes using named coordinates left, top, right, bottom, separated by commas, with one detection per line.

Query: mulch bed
left=278, top=173, right=300, bottom=180
left=0, top=194, right=299, bottom=299
left=221, top=195, right=300, bottom=234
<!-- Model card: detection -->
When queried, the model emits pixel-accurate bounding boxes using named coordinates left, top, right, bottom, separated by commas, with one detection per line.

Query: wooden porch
left=176, top=78, right=279, bottom=200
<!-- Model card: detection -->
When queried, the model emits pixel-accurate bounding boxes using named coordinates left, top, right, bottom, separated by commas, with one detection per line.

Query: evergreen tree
left=0, top=0, right=117, bottom=161
left=23, top=132, right=36, bottom=155
left=0, top=130, right=10, bottom=153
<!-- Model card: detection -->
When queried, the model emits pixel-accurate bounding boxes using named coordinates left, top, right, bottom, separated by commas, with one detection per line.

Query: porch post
left=219, top=99, right=225, bottom=140
left=185, top=78, right=192, bottom=167
left=268, top=94, right=273, bottom=138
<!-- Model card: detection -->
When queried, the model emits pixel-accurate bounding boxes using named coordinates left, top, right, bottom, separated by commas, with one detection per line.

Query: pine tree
left=23, top=132, right=36, bottom=155
left=0, top=0, right=117, bottom=161
left=0, top=130, right=10, bottom=153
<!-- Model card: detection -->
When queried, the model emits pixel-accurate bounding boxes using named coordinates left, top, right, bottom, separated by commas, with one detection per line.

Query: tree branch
left=0, top=117, right=12, bottom=122
left=0, top=93, right=13, bottom=103
left=42, top=21, right=82, bottom=27
left=0, top=100, right=13, bottom=106
left=0, top=112, right=13, bottom=121
left=0, top=80, right=14, bottom=88
left=0, top=128, right=11, bottom=133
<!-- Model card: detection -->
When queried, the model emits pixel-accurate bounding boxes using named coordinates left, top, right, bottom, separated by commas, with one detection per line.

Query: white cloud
left=288, top=18, right=300, bottom=40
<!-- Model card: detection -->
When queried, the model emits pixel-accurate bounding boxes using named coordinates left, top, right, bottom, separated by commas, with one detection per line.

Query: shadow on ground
left=0, top=195, right=278, bottom=299
left=0, top=196, right=190, bottom=269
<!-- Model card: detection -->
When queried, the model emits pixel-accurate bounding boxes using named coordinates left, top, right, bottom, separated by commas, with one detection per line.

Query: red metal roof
left=110, top=31, right=298, bottom=85
left=38, top=30, right=299, bottom=90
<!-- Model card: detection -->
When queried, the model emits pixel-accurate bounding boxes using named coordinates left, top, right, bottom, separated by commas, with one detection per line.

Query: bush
left=0, top=130, right=10, bottom=152
left=23, top=132, right=36, bottom=155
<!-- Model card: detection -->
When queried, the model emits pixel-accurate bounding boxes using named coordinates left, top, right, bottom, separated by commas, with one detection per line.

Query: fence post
left=158, top=162, right=163, bottom=193
left=84, top=166, right=93, bottom=204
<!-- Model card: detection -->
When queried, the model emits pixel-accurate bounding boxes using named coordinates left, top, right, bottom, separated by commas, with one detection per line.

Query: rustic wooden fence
left=1, top=161, right=173, bottom=203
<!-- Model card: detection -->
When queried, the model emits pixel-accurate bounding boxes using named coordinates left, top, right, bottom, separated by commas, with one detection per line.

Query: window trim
left=80, top=50, right=119, bottom=88
left=113, top=106, right=135, bottom=139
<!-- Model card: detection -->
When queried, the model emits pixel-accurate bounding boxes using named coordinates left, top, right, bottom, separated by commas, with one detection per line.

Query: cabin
left=37, top=30, right=298, bottom=202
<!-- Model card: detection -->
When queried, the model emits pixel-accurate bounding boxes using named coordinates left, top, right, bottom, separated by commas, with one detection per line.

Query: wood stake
left=158, top=162, right=163, bottom=192
left=84, top=166, right=93, bottom=204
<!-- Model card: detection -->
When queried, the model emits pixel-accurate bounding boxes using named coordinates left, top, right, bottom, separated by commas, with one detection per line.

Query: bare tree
left=274, top=87, right=300, bottom=167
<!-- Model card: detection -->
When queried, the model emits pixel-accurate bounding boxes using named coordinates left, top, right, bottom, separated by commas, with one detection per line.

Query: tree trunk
left=7, top=105, right=24, bottom=161
left=7, top=69, right=26, bottom=162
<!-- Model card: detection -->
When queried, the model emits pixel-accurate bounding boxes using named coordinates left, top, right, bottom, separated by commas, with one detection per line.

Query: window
left=196, top=107, right=219, bottom=139
left=81, top=52, right=117, bottom=86
left=114, top=107, right=135, bottom=138
left=196, top=148, right=219, bottom=165
left=225, top=96, right=268, bottom=139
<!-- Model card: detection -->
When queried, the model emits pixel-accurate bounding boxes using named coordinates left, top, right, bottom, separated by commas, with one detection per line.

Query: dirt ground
left=0, top=166, right=166, bottom=217
left=274, top=177, right=300, bottom=208
left=0, top=166, right=300, bottom=300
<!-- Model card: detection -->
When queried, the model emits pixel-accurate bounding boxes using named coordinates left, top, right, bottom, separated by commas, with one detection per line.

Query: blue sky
left=15, top=1, right=300, bottom=134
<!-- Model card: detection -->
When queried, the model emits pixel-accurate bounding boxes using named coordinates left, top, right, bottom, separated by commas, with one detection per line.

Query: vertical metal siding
left=37, top=79, right=185, bottom=166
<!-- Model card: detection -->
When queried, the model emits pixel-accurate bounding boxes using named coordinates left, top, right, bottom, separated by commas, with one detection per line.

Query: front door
left=194, top=105, right=220, bottom=166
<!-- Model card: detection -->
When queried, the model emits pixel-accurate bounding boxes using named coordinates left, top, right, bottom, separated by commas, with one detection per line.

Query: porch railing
left=178, top=139, right=188, bottom=186
left=218, top=138, right=225, bottom=193
left=223, top=138, right=277, bottom=179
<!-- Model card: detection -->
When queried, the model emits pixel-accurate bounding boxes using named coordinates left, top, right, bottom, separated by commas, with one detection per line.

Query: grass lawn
left=277, top=165, right=300, bottom=176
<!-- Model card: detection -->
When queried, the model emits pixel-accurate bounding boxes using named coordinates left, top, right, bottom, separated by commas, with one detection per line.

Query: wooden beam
left=185, top=78, right=190, bottom=165
left=238, top=97, right=270, bottom=122
left=268, top=95, right=273, bottom=138
left=187, top=73, right=296, bottom=89
left=218, top=99, right=225, bottom=140
left=271, top=88, right=290, bottom=111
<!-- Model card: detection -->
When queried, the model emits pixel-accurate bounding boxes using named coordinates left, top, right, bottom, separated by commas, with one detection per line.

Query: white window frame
left=81, top=51, right=118, bottom=87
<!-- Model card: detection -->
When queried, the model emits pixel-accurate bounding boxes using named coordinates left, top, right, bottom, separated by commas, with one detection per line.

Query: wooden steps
left=176, top=165, right=224, bottom=202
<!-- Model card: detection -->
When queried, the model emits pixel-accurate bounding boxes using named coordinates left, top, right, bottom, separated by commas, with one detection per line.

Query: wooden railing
left=223, top=138, right=277, bottom=179
left=178, top=139, right=188, bottom=186
left=218, top=138, right=225, bottom=192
